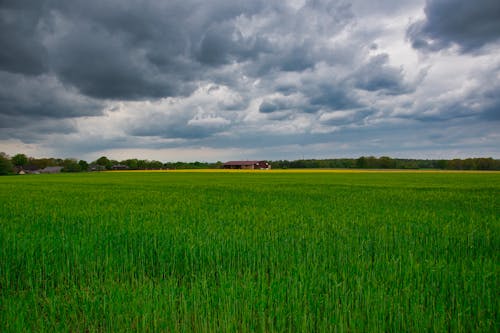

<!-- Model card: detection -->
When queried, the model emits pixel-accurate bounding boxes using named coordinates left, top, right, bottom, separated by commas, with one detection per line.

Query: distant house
left=15, top=165, right=40, bottom=174
left=112, top=164, right=129, bottom=170
left=223, top=161, right=271, bottom=170
left=39, top=166, right=63, bottom=174
left=15, top=165, right=63, bottom=174
left=89, top=164, right=106, bottom=172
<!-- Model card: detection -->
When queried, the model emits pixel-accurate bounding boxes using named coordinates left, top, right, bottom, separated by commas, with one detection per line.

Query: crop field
left=0, top=171, right=498, bottom=331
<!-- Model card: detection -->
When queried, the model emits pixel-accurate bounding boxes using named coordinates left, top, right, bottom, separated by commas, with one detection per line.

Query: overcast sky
left=1, top=0, right=499, bottom=162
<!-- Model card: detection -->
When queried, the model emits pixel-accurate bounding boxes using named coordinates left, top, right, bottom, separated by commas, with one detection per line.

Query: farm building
left=15, top=165, right=40, bottom=174
left=89, top=164, right=106, bottom=171
left=39, top=166, right=63, bottom=174
left=223, top=161, right=271, bottom=170
left=112, top=164, right=129, bottom=170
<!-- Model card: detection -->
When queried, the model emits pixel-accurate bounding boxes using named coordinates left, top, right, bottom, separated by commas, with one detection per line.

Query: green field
left=1, top=171, right=498, bottom=331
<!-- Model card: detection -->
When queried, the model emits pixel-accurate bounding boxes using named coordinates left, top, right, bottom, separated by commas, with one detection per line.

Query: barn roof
left=40, top=166, right=63, bottom=173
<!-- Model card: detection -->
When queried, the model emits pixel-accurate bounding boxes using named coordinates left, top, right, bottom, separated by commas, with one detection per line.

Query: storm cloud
left=407, top=0, right=500, bottom=53
left=1, top=0, right=499, bottom=161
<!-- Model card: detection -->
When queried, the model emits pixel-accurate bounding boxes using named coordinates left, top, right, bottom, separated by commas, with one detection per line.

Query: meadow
left=0, top=171, right=498, bottom=332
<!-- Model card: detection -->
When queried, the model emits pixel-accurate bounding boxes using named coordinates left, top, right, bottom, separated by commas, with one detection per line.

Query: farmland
left=1, top=171, right=498, bottom=331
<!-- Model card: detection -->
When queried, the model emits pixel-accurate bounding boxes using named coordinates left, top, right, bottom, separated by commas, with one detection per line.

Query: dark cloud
left=1, top=0, right=499, bottom=158
left=0, top=117, right=76, bottom=142
left=196, top=22, right=271, bottom=66
left=1, top=0, right=357, bottom=103
left=128, top=119, right=228, bottom=140
left=48, top=0, right=281, bottom=99
left=0, top=1, right=48, bottom=75
left=0, top=72, right=102, bottom=121
left=479, top=91, right=500, bottom=121
left=407, top=0, right=500, bottom=53
left=44, top=2, right=197, bottom=100
left=464, top=79, right=500, bottom=122
left=308, top=83, right=362, bottom=111
left=477, top=66, right=500, bottom=121
left=352, top=54, right=411, bottom=95
left=0, top=0, right=270, bottom=101
left=259, top=101, right=281, bottom=114
left=47, top=23, right=188, bottom=100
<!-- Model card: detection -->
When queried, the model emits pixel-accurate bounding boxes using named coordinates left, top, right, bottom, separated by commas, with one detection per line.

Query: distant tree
left=122, top=159, right=138, bottom=169
left=148, top=160, right=163, bottom=169
left=78, top=160, right=89, bottom=171
left=379, top=156, right=395, bottom=169
left=448, top=159, right=463, bottom=170
left=95, top=156, right=112, bottom=170
left=11, top=153, right=28, bottom=167
left=356, top=156, right=367, bottom=168
left=61, top=158, right=81, bottom=172
left=137, top=159, right=147, bottom=169
left=475, top=157, right=496, bottom=170
left=29, top=158, right=49, bottom=169
left=436, top=160, right=447, bottom=169
left=0, top=152, right=13, bottom=175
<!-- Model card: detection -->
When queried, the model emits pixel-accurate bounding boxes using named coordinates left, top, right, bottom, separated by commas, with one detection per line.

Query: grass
left=1, top=171, right=499, bottom=332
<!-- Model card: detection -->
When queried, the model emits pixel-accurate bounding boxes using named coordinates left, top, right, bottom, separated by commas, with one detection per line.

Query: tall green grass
left=1, top=172, right=498, bottom=331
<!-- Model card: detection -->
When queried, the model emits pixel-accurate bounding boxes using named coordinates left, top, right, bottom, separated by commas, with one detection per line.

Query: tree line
left=1, top=152, right=499, bottom=175
left=0, top=153, right=223, bottom=175
left=270, top=156, right=500, bottom=170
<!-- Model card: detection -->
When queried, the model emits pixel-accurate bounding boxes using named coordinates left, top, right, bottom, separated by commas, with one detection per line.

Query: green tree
left=29, top=158, right=49, bottom=169
left=12, top=153, right=28, bottom=167
left=0, top=152, right=13, bottom=175
left=436, top=160, right=447, bottom=169
left=78, top=160, right=89, bottom=171
left=137, top=160, right=147, bottom=169
left=356, top=156, right=367, bottom=168
left=122, top=159, right=138, bottom=169
left=62, top=159, right=81, bottom=172
left=379, top=156, right=395, bottom=169
left=95, top=156, right=112, bottom=170
left=148, top=160, right=163, bottom=169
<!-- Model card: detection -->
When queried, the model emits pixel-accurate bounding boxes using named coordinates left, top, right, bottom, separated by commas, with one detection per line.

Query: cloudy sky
left=1, top=0, right=499, bottom=162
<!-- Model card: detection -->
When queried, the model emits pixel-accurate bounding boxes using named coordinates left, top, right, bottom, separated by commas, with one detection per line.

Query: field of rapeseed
left=1, top=171, right=498, bottom=331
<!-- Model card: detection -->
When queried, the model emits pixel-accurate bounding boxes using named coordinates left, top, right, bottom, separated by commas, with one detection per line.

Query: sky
left=1, top=0, right=499, bottom=162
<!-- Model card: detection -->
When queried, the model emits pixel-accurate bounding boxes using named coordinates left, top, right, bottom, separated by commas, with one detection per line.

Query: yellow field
left=107, top=168, right=500, bottom=174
